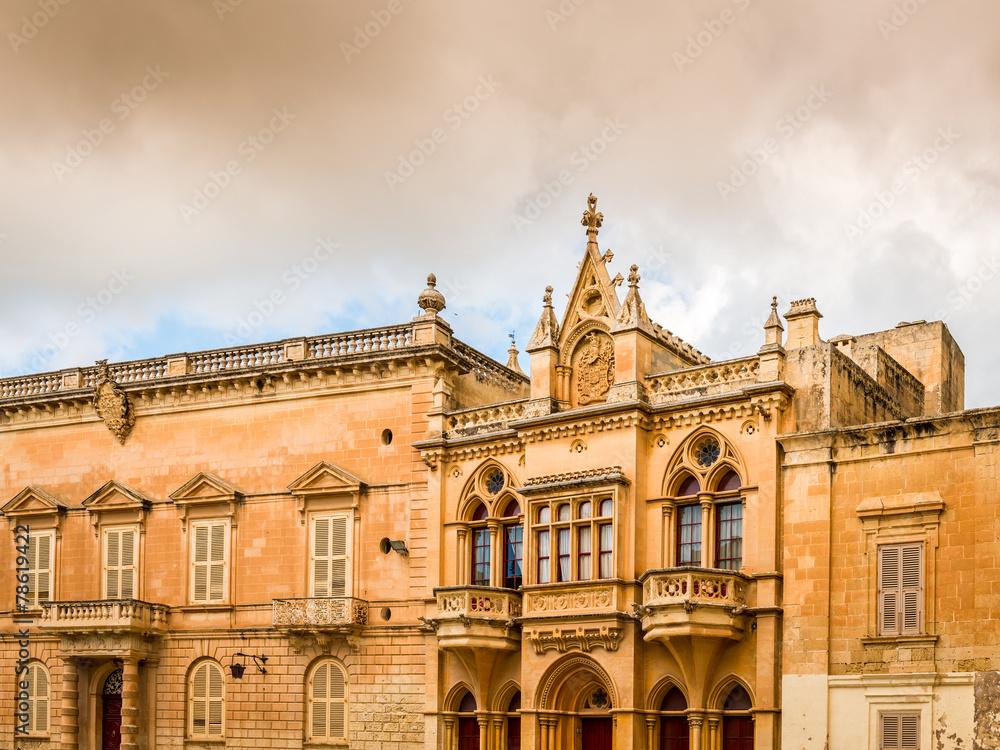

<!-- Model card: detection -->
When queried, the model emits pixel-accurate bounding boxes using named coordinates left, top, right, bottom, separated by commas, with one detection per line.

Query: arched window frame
left=188, top=659, right=225, bottom=739
left=21, top=660, right=50, bottom=736
left=454, top=463, right=524, bottom=590
left=529, top=493, right=616, bottom=585
left=307, top=658, right=348, bottom=742
left=660, top=430, right=748, bottom=570
left=657, top=684, right=689, bottom=750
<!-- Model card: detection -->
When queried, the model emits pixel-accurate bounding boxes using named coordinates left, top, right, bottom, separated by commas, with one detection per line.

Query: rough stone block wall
left=850, top=345, right=925, bottom=418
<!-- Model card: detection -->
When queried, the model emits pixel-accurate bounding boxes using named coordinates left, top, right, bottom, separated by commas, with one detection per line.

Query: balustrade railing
left=436, top=586, right=523, bottom=619
left=642, top=568, right=748, bottom=608
left=444, top=399, right=529, bottom=436
left=646, top=356, right=760, bottom=404
left=272, top=597, right=369, bottom=628
left=452, top=341, right=529, bottom=394
left=39, top=599, right=169, bottom=631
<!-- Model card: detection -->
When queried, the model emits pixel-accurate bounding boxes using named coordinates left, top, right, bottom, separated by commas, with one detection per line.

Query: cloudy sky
left=2, top=0, right=998, bottom=407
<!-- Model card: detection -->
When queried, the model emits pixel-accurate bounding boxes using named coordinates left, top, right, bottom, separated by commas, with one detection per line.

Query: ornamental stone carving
left=575, top=332, right=615, bottom=405
left=526, top=625, right=624, bottom=655
left=92, top=359, right=136, bottom=444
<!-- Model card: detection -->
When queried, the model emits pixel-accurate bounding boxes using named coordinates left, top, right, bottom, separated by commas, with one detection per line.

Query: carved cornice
left=416, top=438, right=524, bottom=470
left=525, top=624, right=625, bottom=655
left=521, top=466, right=628, bottom=495
left=519, top=412, right=652, bottom=443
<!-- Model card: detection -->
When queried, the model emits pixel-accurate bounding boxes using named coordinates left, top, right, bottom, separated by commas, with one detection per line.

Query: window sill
left=175, top=604, right=233, bottom=612
left=184, top=737, right=226, bottom=746
left=305, top=741, right=349, bottom=749
left=861, top=635, right=938, bottom=647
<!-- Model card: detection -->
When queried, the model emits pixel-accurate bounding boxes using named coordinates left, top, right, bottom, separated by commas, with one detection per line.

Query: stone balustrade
left=452, top=341, right=529, bottom=394
left=642, top=567, right=748, bottom=608
left=38, top=599, right=170, bottom=634
left=646, top=356, right=760, bottom=405
left=444, top=399, right=529, bottom=437
left=309, top=326, right=412, bottom=357
left=272, top=597, right=369, bottom=629
left=436, top=586, right=523, bottom=620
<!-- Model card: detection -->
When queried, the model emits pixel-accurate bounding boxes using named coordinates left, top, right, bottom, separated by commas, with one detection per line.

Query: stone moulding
left=525, top=624, right=624, bottom=655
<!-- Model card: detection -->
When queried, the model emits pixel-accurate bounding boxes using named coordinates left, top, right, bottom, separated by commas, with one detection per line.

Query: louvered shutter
left=880, top=713, right=919, bottom=750
left=313, top=515, right=350, bottom=597
left=120, top=529, right=135, bottom=599
left=208, top=663, right=224, bottom=734
left=311, top=663, right=329, bottom=738
left=194, top=525, right=209, bottom=602
left=881, top=713, right=900, bottom=750
left=329, top=662, right=346, bottom=738
left=28, top=663, right=48, bottom=734
left=106, top=530, right=120, bottom=599
left=35, top=533, right=52, bottom=603
left=193, top=523, right=227, bottom=603
left=192, top=662, right=207, bottom=734
left=310, top=661, right=347, bottom=740
left=900, top=544, right=923, bottom=635
left=878, top=545, right=900, bottom=636
left=901, top=714, right=919, bottom=749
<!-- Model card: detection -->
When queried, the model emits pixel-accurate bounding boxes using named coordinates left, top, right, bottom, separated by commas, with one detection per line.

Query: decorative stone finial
left=581, top=194, right=603, bottom=245
left=543, top=285, right=553, bottom=307
left=628, top=264, right=640, bottom=288
left=506, top=332, right=524, bottom=375
left=417, top=273, right=446, bottom=316
left=528, top=286, right=560, bottom=351
left=761, top=295, right=785, bottom=351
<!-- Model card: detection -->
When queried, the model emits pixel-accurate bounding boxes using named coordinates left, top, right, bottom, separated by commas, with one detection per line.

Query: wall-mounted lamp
left=388, top=540, right=409, bottom=556
left=231, top=652, right=268, bottom=679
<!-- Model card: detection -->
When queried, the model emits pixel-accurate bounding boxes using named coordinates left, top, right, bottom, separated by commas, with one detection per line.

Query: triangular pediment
left=169, top=472, right=243, bottom=506
left=287, top=461, right=365, bottom=497
left=2, top=486, right=69, bottom=517
left=558, top=243, right=622, bottom=349
left=82, top=480, right=153, bottom=511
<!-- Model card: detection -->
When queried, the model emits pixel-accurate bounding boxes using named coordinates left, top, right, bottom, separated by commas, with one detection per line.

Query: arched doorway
left=506, top=691, right=521, bottom=750
left=102, top=669, right=123, bottom=750
left=659, top=686, right=689, bottom=750
left=457, top=691, right=479, bottom=750
left=579, top=687, right=612, bottom=750
left=536, top=656, right=618, bottom=750
left=721, top=684, right=753, bottom=750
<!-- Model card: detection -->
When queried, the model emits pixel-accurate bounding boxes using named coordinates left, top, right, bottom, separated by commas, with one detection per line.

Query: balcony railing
left=642, top=568, right=748, bottom=608
left=435, top=586, right=523, bottom=620
left=272, top=597, right=368, bottom=629
left=38, top=599, right=169, bottom=633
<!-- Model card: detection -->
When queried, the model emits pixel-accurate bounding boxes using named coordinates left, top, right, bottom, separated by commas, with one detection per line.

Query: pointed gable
left=288, top=461, right=366, bottom=523
left=82, top=480, right=153, bottom=535
left=2, top=486, right=69, bottom=520
left=557, top=244, right=622, bottom=346
left=170, top=472, right=243, bottom=530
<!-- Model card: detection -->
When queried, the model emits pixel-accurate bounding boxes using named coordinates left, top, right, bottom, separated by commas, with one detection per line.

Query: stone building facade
left=2, top=195, right=998, bottom=750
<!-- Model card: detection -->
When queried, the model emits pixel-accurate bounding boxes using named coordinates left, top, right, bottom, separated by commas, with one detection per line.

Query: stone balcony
left=636, top=568, right=751, bottom=643
left=272, top=597, right=369, bottom=632
left=38, top=599, right=169, bottom=636
left=431, top=586, right=522, bottom=651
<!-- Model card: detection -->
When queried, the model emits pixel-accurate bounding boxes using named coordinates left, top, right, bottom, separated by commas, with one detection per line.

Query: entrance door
left=458, top=716, right=480, bottom=750
left=582, top=717, right=613, bottom=750
left=507, top=717, right=520, bottom=750
left=102, top=669, right=124, bottom=750
left=722, top=716, right=754, bottom=750
left=661, top=716, right=690, bottom=750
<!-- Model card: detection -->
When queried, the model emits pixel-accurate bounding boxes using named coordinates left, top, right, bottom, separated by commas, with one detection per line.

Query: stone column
left=59, top=657, right=79, bottom=750
left=547, top=716, right=557, bottom=749
left=539, top=718, right=549, bottom=750
left=645, top=716, right=657, bottom=750
left=707, top=716, right=720, bottom=750
left=477, top=716, right=489, bottom=750
left=457, top=528, right=469, bottom=586
left=444, top=717, right=456, bottom=750
left=662, top=502, right=675, bottom=567
left=688, top=713, right=704, bottom=750
left=488, top=521, right=501, bottom=588
left=699, top=496, right=714, bottom=568
left=120, top=657, right=140, bottom=750
left=492, top=717, right=504, bottom=750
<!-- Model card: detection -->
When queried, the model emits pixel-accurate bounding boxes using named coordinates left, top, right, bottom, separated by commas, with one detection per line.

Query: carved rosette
left=92, top=360, right=136, bottom=444
left=576, top=332, right=615, bottom=405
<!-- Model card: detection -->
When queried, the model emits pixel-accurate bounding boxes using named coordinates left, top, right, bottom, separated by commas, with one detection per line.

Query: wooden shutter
left=28, top=663, right=48, bottom=734
left=193, top=523, right=227, bottom=603
left=35, top=533, right=52, bottom=604
left=900, top=544, right=923, bottom=635
left=313, top=515, right=350, bottom=597
left=105, top=529, right=136, bottom=600
left=191, top=662, right=224, bottom=736
left=310, top=661, right=346, bottom=740
left=879, top=544, right=923, bottom=636
left=881, top=712, right=919, bottom=750
left=208, top=662, right=224, bottom=734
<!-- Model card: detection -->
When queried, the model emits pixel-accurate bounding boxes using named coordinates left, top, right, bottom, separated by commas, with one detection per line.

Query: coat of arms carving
left=576, top=333, right=615, bottom=405
left=92, top=359, right=136, bottom=444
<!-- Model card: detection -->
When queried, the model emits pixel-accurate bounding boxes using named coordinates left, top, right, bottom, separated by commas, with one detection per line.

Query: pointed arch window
left=502, top=500, right=523, bottom=590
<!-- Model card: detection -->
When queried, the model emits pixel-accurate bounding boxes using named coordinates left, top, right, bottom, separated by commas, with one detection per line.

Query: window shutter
left=901, top=714, right=919, bottom=749
left=311, top=663, right=329, bottom=738
left=900, top=544, right=923, bottom=635
left=330, top=516, right=349, bottom=597
left=193, top=525, right=209, bottom=602
left=120, top=529, right=135, bottom=599
left=313, top=517, right=331, bottom=597
left=881, top=713, right=900, bottom=750
left=878, top=545, right=900, bottom=636
left=106, top=530, right=121, bottom=599
left=26, top=535, right=37, bottom=605
left=28, top=663, right=48, bottom=734
left=36, top=533, right=52, bottom=603
left=880, top=713, right=919, bottom=750
left=209, top=524, right=226, bottom=602
left=208, top=663, right=224, bottom=734
left=329, top=663, right=346, bottom=738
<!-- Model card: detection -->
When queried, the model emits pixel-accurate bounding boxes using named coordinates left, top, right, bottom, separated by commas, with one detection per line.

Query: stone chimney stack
left=784, top=297, right=823, bottom=349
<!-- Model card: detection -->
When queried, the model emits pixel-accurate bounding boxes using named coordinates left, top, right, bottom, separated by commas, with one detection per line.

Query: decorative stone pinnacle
left=543, top=285, right=553, bottom=307
left=628, top=264, right=640, bottom=288
left=581, top=193, right=603, bottom=241
left=772, top=296, right=778, bottom=311
left=417, top=273, right=446, bottom=316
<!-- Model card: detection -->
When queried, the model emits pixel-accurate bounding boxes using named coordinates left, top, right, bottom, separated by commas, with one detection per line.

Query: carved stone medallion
left=92, top=360, right=136, bottom=445
left=576, top=333, right=615, bottom=405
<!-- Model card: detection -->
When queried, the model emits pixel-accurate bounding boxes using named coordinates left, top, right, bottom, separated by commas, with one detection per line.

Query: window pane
left=538, top=506, right=550, bottom=524
left=677, top=505, right=702, bottom=566
left=472, top=529, right=490, bottom=586
left=537, top=530, right=550, bottom=584
left=578, top=526, right=592, bottom=580
left=557, top=528, right=571, bottom=582
left=598, top=523, right=613, bottom=579
left=579, top=501, right=592, bottom=520
left=599, top=499, right=613, bottom=517
left=503, top=525, right=523, bottom=589
left=716, top=503, right=743, bottom=570
left=557, top=504, right=571, bottom=522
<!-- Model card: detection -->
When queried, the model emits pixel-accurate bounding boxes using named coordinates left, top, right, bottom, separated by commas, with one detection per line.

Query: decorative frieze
left=525, top=587, right=615, bottom=613
left=272, top=597, right=368, bottom=628
left=525, top=624, right=624, bottom=654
